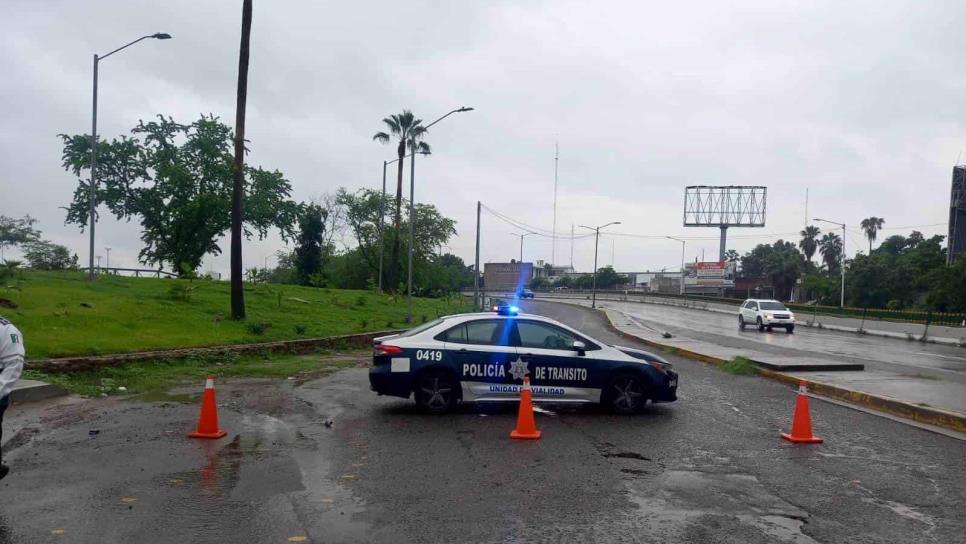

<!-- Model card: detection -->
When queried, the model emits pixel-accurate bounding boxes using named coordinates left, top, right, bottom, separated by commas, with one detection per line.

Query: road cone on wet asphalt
left=510, top=377, right=541, bottom=440
left=188, top=375, right=227, bottom=439
left=781, top=381, right=823, bottom=444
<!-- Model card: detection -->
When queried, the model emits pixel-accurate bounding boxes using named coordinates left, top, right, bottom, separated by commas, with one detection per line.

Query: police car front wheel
left=415, top=371, right=458, bottom=414
left=605, top=373, right=648, bottom=414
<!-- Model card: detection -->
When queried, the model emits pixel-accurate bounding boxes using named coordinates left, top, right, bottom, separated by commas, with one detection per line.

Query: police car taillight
left=494, top=305, right=519, bottom=316
left=374, top=344, right=403, bottom=356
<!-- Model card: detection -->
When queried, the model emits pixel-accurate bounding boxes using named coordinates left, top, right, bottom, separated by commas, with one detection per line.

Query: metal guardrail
left=96, top=267, right=178, bottom=278
left=512, top=289, right=966, bottom=328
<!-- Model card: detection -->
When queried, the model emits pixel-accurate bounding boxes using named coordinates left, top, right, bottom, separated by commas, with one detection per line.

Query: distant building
left=949, top=165, right=966, bottom=265
left=483, top=262, right=534, bottom=292
left=532, top=260, right=575, bottom=278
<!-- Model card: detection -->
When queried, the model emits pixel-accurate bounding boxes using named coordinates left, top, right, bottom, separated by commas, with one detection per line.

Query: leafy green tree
left=530, top=276, right=551, bottom=290
left=372, top=111, right=431, bottom=292
left=724, top=249, right=740, bottom=263
left=799, top=225, right=821, bottom=263
left=818, top=232, right=843, bottom=273
left=554, top=275, right=574, bottom=288
left=0, top=215, right=41, bottom=260
left=574, top=274, right=595, bottom=289
left=293, top=203, right=327, bottom=285
left=336, top=188, right=454, bottom=290
left=741, top=241, right=802, bottom=300
left=595, top=266, right=625, bottom=289
left=59, top=115, right=300, bottom=276
left=928, top=257, right=966, bottom=312
left=22, top=240, right=78, bottom=270
left=860, top=217, right=885, bottom=253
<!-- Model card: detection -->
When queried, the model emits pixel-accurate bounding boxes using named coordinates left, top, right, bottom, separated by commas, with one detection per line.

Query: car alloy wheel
left=607, top=374, right=646, bottom=414
left=757, top=317, right=765, bottom=331
left=738, top=315, right=745, bottom=330
left=415, top=372, right=457, bottom=414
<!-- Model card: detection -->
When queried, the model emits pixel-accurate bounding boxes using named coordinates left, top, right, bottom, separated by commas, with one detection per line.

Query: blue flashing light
left=509, top=305, right=520, bottom=314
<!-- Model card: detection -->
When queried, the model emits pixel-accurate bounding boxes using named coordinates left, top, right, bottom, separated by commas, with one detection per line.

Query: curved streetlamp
left=579, top=221, right=621, bottom=308
left=405, top=107, right=473, bottom=321
left=88, top=33, right=172, bottom=280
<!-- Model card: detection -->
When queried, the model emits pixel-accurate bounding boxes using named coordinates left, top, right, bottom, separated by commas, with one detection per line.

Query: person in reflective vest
left=0, top=316, right=25, bottom=481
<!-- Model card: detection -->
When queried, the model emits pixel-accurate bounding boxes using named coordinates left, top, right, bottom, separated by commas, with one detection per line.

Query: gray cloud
left=1, top=0, right=961, bottom=275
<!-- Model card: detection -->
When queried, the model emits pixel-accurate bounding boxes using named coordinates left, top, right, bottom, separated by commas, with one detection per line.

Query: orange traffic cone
left=188, top=375, right=227, bottom=439
left=510, top=377, right=541, bottom=440
left=781, top=381, right=823, bottom=444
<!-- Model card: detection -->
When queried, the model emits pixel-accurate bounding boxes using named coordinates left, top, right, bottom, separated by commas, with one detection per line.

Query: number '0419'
left=416, top=350, right=442, bottom=361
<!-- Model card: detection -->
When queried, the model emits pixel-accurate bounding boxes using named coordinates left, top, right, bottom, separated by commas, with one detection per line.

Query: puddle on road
left=629, top=470, right=820, bottom=544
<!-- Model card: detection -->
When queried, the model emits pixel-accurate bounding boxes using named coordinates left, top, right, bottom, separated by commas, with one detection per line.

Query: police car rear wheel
left=606, top=373, right=647, bottom=414
left=415, top=371, right=457, bottom=414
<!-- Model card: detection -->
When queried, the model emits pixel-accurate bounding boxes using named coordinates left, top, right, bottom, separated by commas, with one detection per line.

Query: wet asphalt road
left=1, top=301, right=964, bottom=543
left=540, top=296, right=966, bottom=382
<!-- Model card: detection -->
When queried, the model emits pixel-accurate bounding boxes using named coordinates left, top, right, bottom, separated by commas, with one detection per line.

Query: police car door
left=513, top=319, right=598, bottom=403
left=440, top=318, right=518, bottom=402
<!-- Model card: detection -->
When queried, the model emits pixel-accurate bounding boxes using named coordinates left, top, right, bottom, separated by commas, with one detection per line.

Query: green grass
left=23, top=349, right=363, bottom=398
left=720, top=356, right=759, bottom=376
left=1, top=271, right=470, bottom=359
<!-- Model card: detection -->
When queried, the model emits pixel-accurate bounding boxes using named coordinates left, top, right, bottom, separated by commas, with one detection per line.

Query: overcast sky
left=1, top=0, right=961, bottom=275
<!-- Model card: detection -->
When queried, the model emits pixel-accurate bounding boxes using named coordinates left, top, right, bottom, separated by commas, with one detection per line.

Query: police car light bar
left=493, top=305, right=519, bottom=316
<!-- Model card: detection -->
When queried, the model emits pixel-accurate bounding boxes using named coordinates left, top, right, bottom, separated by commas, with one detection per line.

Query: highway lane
left=536, top=296, right=966, bottom=383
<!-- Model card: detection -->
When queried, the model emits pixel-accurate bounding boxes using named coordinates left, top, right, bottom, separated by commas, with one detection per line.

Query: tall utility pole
left=667, top=236, right=685, bottom=295
left=88, top=32, right=171, bottom=281
left=510, top=233, right=531, bottom=262
left=230, top=0, right=253, bottom=320
left=406, top=106, right=474, bottom=322
left=105, top=247, right=112, bottom=270
left=552, top=142, right=559, bottom=266
left=814, top=218, right=846, bottom=307
left=579, top=222, right=620, bottom=308
left=474, top=201, right=482, bottom=310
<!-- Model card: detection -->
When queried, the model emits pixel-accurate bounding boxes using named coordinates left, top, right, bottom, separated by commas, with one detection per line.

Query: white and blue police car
left=369, top=306, right=678, bottom=414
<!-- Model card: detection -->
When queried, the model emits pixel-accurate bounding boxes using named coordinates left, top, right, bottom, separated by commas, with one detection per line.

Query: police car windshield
left=759, top=301, right=787, bottom=311
left=396, top=318, right=446, bottom=337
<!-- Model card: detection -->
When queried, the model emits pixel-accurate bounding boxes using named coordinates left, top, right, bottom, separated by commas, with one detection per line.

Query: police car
left=369, top=306, right=678, bottom=414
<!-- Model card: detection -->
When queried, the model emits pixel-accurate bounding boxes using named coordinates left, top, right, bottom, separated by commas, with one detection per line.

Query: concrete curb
left=10, top=380, right=68, bottom=403
left=573, top=302, right=966, bottom=434
left=28, top=329, right=405, bottom=373
left=536, top=294, right=964, bottom=347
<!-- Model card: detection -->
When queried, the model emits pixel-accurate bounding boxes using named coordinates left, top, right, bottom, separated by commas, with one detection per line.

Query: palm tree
left=373, top=111, right=430, bottom=291
left=230, top=0, right=253, bottom=320
left=799, top=225, right=821, bottom=263
left=724, top=249, right=740, bottom=263
left=860, top=216, right=885, bottom=253
left=818, top=232, right=843, bottom=273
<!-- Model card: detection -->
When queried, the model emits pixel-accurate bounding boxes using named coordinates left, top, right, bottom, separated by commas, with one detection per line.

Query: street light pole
left=406, top=106, right=473, bottom=322
left=814, top=218, right=846, bottom=307
left=105, top=247, right=111, bottom=271
left=667, top=236, right=686, bottom=295
left=88, top=33, right=171, bottom=281
left=378, top=160, right=388, bottom=293
left=580, top=221, right=620, bottom=308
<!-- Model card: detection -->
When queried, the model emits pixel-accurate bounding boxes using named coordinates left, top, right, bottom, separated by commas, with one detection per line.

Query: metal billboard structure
left=684, top=186, right=767, bottom=261
left=949, top=165, right=966, bottom=265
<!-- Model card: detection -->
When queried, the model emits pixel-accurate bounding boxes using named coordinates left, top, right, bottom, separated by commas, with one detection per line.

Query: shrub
left=294, top=324, right=307, bottom=336
left=247, top=322, right=267, bottom=335
left=355, top=295, right=367, bottom=307
left=359, top=319, right=369, bottom=329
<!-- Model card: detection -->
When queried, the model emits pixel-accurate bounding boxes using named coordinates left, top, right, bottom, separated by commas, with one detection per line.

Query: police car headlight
left=765, top=313, right=773, bottom=319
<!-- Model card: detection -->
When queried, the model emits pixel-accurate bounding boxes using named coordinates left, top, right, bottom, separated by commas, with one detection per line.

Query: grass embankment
left=1, top=271, right=470, bottom=359
left=25, top=349, right=362, bottom=398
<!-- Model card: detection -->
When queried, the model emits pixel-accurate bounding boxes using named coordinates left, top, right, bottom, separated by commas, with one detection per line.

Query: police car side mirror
left=572, top=340, right=586, bottom=356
